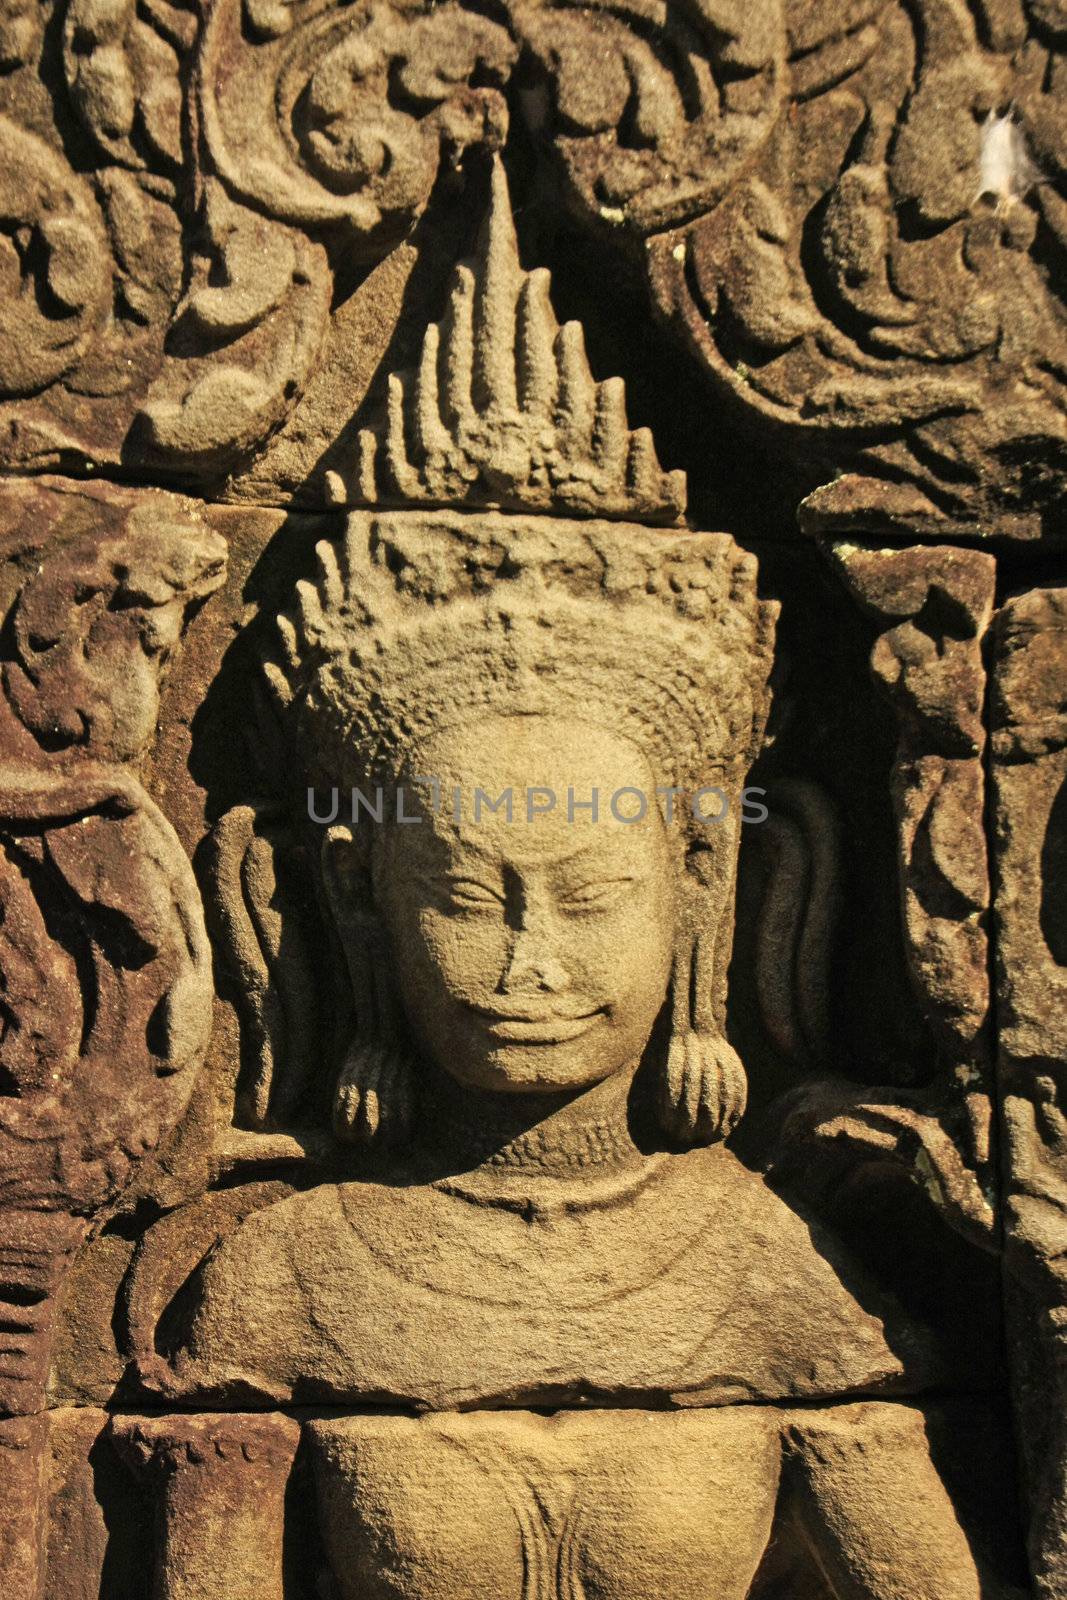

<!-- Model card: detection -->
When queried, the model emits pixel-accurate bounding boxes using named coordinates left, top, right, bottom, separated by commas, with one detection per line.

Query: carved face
left=371, top=716, right=678, bottom=1095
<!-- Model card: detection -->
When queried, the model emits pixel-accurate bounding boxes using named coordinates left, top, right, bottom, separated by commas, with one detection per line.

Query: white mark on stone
left=976, top=110, right=1043, bottom=210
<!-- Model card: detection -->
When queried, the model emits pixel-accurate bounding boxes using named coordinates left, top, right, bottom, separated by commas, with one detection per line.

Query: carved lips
left=468, top=1001, right=606, bottom=1045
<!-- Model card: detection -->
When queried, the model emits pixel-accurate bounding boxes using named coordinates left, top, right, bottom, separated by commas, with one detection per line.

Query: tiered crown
left=333, top=158, right=686, bottom=524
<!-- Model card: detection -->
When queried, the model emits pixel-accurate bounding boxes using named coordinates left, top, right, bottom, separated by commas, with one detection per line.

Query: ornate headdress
left=266, top=160, right=776, bottom=807
left=263, top=159, right=778, bottom=1150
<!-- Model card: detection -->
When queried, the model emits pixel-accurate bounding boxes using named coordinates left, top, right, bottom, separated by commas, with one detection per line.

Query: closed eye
left=444, top=877, right=506, bottom=909
left=560, top=878, right=635, bottom=911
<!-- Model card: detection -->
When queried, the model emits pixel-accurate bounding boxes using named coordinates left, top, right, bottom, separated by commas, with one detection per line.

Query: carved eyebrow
left=551, top=839, right=655, bottom=871
left=422, top=830, right=502, bottom=864
left=391, top=827, right=501, bottom=871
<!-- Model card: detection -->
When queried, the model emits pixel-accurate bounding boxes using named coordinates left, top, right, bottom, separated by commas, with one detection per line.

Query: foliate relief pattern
left=647, top=0, right=1067, bottom=537
left=134, top=0, right=525, bottom=475
left=515, top=0, right=788, bottom=234
left=992, top=587, right=1067, bottom=1598
left=0, top=488, right=224, bottom=1421
left=0, top=0, right=522, bottom=481
left=0, top=117, right=111, bottom=397
left=6, top=0, right=1067, bottom=526
left=0, top=1, right=187, bottom=468
left=62, top=0, right=191, bottom=174
left=3, top=500, right=226, bottom=763
left=198, top=0, right=517, bottom=242
left=0, top=0, right=324, bottom=477
left=169, top=0, right=792, bottom=489
left=831, top=543, right=994, bottom=1057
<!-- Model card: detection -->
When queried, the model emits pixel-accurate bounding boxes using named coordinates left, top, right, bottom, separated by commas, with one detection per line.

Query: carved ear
left=205, top=804, right=324, bottom=1128
left=320, top=827, right=413, bottom=1149
left=749, top=778, right=842, bottom=1067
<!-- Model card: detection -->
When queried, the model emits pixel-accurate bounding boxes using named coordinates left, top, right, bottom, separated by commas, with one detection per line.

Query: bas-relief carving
left=769, top=543, right=998, bottom=1249
left=0, top=484, right=225, bottom=1393
left=37, top=167, right=1014, bottom=1600
left=0, top=483, right=223, bottom=1595
left=0, top=8, right=1063, bottom=1599
left=652, top=0, right=1067, bottom=541
left=3, top=1, right=1067, bottom=541
left=992, top=589, right=1067, bottom=1598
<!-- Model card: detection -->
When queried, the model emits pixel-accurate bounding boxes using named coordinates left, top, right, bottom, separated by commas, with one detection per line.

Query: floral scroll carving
left=0, top=486, right=224, bottom=1600
left=62, top=0, right=191, bottom=174
left=643, top=0, right=1067, bottom=538
left=0, top=119, right=111, bottom=398
left=515, top=0, right=787, bottom=233
left=0, top=492, right=223, bottom=1424
left=0, top=5, right=1064, bottom=1599
left=0, top=0, right=1065, bottom=532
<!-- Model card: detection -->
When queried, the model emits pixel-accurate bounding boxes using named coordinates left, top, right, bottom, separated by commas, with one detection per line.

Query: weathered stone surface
left=2, top=2, right=1065, bottom=537
left=992, top=587, right=1067, bottom=1598
left=158, top=1138, right=965, bottom=1408
left=111, top=1412, right=301, bottom=1600
left=0, top=12, right=1062, bottom=1599
left=0, top=1413, right=47, bottom=1599
left=307, top=1403, right=1011, bottom=1600
left=0, top=482, right=221, bottom=1426
left=753, top=543, right=999, bottom=1254
left=650, top=2, right=1067, bottom=540
left=835, top=541, right=995, bottom=1046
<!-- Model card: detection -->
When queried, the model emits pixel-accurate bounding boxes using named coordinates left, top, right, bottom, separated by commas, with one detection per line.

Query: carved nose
left=498, top=928, right=570, bottom=995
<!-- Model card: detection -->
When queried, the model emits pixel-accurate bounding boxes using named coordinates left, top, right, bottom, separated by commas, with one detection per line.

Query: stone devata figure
left=109, top=164, right=1020, bottom=1600
left=1, top=0, right=1066, bottom=1590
